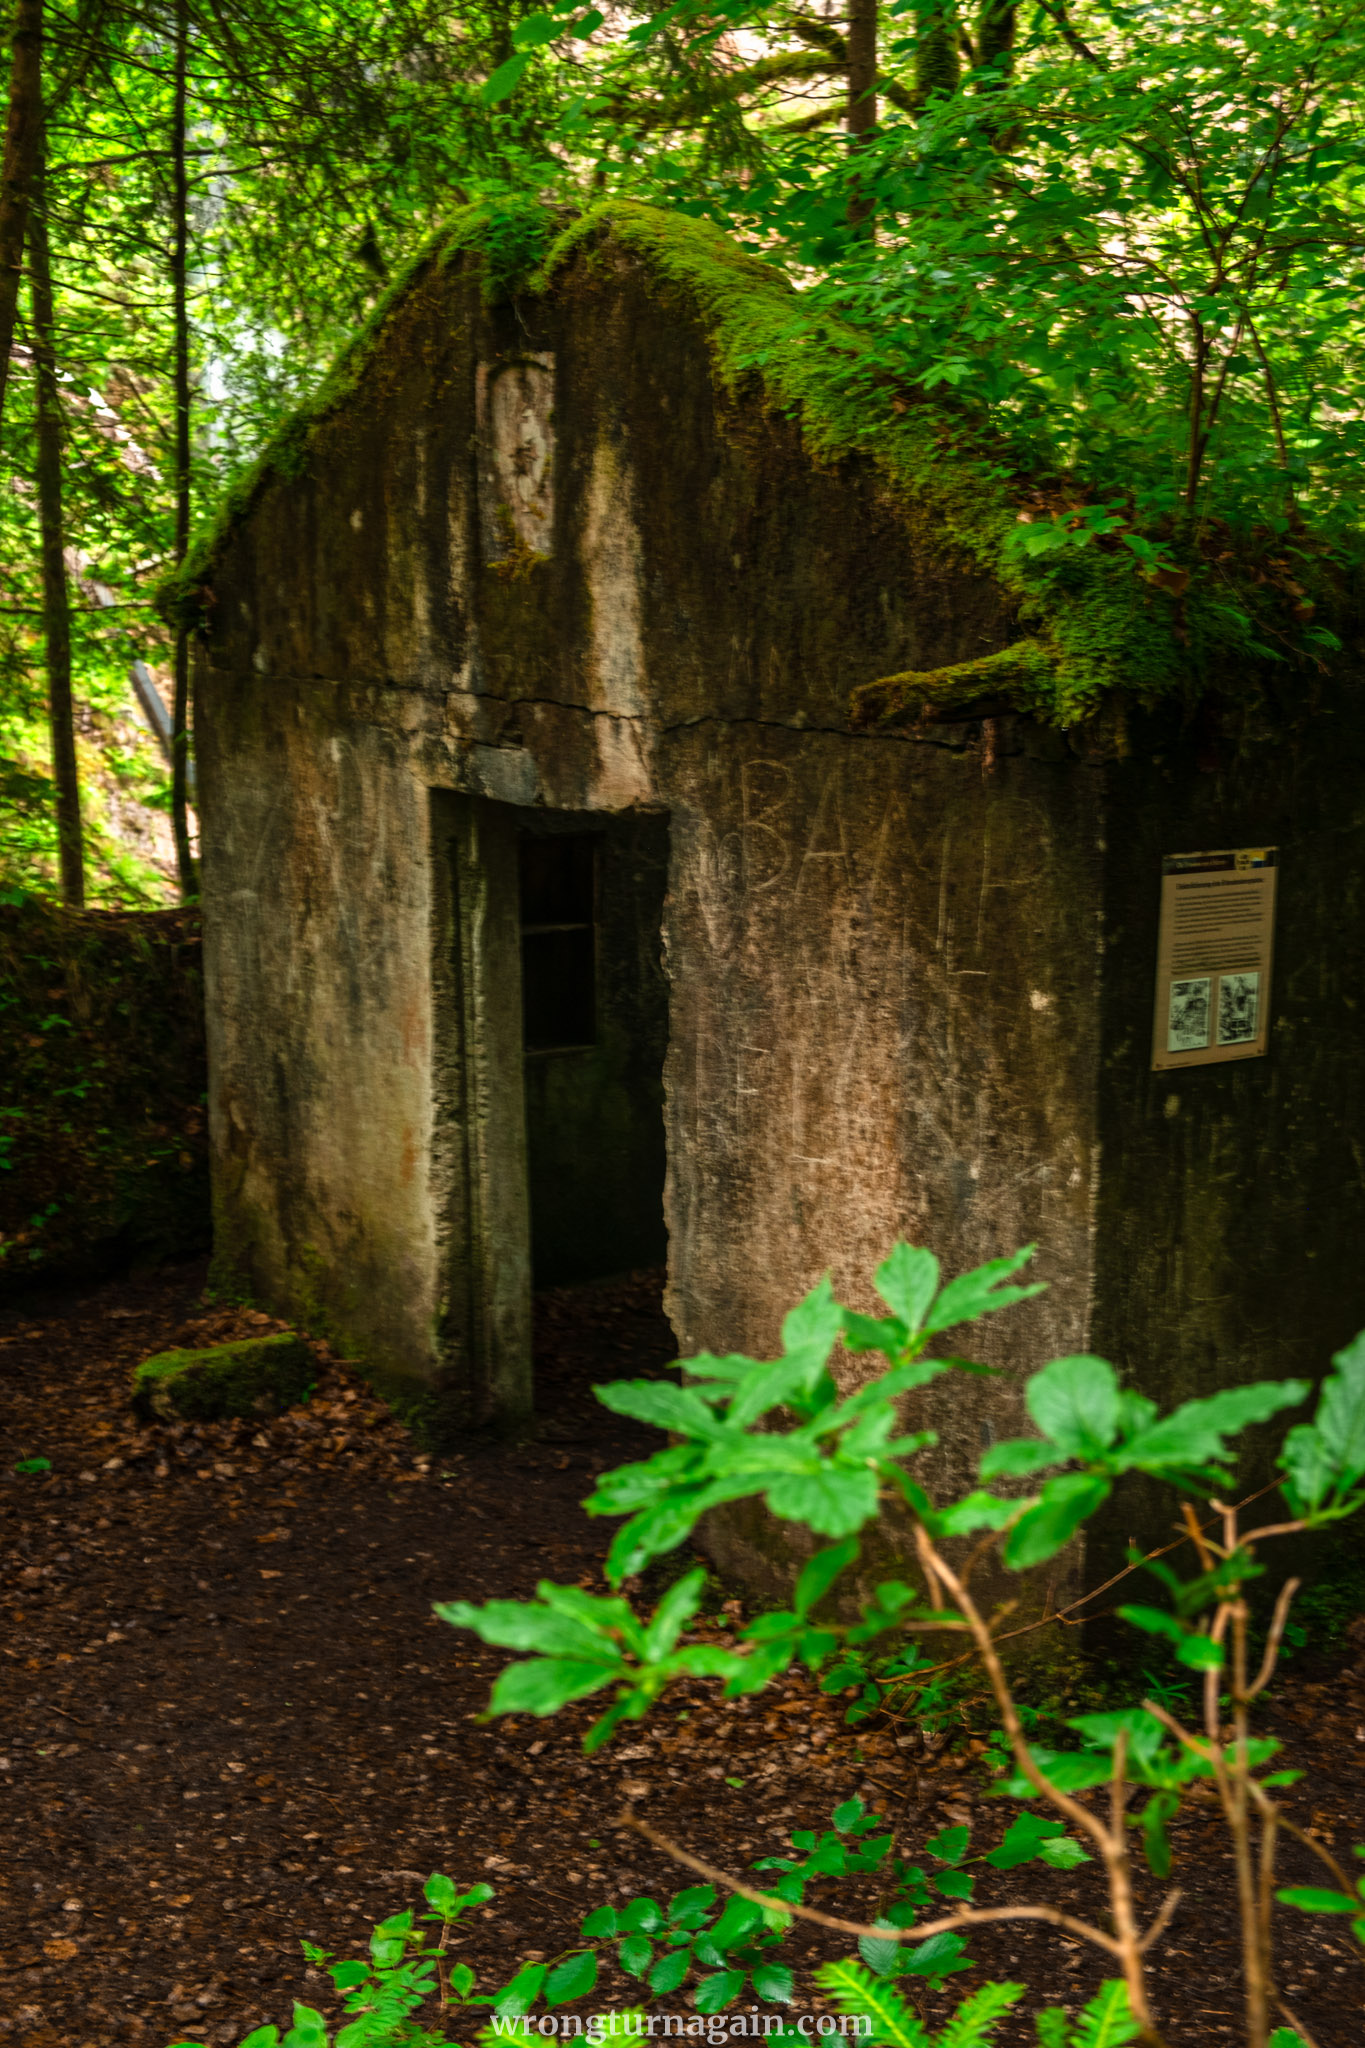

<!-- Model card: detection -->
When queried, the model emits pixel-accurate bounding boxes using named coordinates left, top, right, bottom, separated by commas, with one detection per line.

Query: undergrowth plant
left=172, top=1243, right=1365, bottom=2048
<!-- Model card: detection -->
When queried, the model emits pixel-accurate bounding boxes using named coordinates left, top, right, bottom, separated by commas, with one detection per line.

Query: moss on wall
left=165, top=198, right=1339, bottom=727
left=0, top=897, right=209, bottom=1288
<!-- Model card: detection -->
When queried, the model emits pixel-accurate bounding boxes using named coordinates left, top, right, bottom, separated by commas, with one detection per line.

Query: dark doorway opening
left=518, top=810, right=670, bottom=1292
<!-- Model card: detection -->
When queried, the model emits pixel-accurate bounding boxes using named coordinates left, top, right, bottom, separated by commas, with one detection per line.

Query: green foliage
left=1032, top=1982, right=1140, bottom=2047
left=0, top=897, right=208, bottom=1279
left=1277, top=1842, right=1365, bottom=1948
left=164, top=1874, right=494, bottom=2046
left=815, top=1960, right=1023, bottom=2046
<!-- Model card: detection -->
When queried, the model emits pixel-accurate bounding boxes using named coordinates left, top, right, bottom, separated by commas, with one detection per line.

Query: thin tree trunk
left=0, top=0, right=41, bottom=449
left=31, top=148, right=83, bottom=906
left=170, top=0, right=195, bottom=898
left=916, top=2, right=961, bottom=103
left=845, top=0, right=877, bottom=231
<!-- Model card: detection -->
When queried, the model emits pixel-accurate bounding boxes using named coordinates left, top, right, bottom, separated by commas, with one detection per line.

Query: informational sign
left=1151, top=848, right=1278, bottom=1071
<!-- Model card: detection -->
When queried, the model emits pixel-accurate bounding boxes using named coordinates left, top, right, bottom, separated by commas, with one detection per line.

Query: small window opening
left=520, top=833, right=596, bottom=1051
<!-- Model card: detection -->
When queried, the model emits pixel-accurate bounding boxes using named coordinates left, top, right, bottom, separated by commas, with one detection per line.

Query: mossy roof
left=167, top=198, right=1326, bottom=730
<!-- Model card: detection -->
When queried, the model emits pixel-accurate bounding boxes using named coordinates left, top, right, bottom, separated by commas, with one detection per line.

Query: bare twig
left=1247, top=1577, right=1301, bottom=1702
left=615, top=1808, right=1122, bottom=1954
left=1274, top=1996, right=1325, bottom=2048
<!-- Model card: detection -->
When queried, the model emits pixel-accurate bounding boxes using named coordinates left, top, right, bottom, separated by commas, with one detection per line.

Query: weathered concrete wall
left=199, top=678, right=442, bottom=1403
left=1086, top=695, right=1365, bottom=1585
left=195, top=226, right=1043, bottom=1463
left=192, top=213, right=1365, bottom=1594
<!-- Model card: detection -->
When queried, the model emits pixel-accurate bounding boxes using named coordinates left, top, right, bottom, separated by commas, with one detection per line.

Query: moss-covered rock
left=132, top=1332, right=314, bottom=1422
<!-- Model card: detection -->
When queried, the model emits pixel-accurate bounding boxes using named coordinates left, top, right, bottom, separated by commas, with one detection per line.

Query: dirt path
left=3, top=1263, right=1365, bottom=2047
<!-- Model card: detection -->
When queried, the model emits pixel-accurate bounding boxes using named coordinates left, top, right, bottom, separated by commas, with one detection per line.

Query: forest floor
left=3, top=1262, right=1365, bottom=2048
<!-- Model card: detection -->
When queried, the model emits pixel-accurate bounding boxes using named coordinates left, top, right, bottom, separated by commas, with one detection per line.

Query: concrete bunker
left=184, top=201, right=1365, bottom=1590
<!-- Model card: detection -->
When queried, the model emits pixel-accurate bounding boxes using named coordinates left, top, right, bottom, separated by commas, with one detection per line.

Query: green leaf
left=925, top=1824, right=970, bottom=1864
left=842, top=1310, right=909, bottom=1357
left=979, top=1439, right=1058, bottom=1479
left=670, top=1886, right=716, bottom=1921
left=1175, top=1634, right=1225, bottom=1671
left=1115, top=1604, right=1185, bottom=1644
left=494, top=1962, right=548, bottom=2017
left=328, top=1959, right=370, bottom=1989
left=795, top=1538, right=860, bottom=1617
left=1004, top=1473, right=1111, bottom=1567
left=1122, top=1382, right=1310, bottom=1473
left=694, top=1968, right=746, bottom=2012
left=833, top=1797, right=867, bottom=1832
left=1267, top=2030, right=1311, bottom=2048
left=239, top=2031, right=281, bottom=2048
left=781, top=1273, right=846, bottom=1359
left=1026, top=1355, right=1121, bottom=1458
left=874, top=1244, right=940, bottom=1332
left=711, top=1895, right=765, bottom=1949
left=594, top=1379, right=722, bottom=1439
left=1279, top=1425, right=1337, bottom=1515
left=511, top=11, right=560, bottom=47
left=933, top=1868, right=974, bottom=1900
left=1066, top=1710, right=1166, bottom=1771
left=986, top=1813, right=1064, bottom=1869
left=13, top=1456, right=50, bottom=1474
left=1275, top=1886, right=1359, bottom=1913
left=618, top=1934, right=654, bottom=1976
left=490, top=1657, right=621, bottom=1715
left=433, top=1596, right=608, bottom=1658
left=545, top=1950, right=598, bottom=2004
left=481, top=52, right=530, bottom=102
left=1140, top=1793, right=1178, bottom=1879
left=902, top=1930, right=971, bottom=1978
left=930, top=1490, right=1018, bottom=1536
left=923, top=1246, right=1044, bottom=1335
left=1315, top=1329, right=1365, bottom=1474
left=752, top=1962, right=795, bottom=2003
left=857, top=1921, right=904, bottom=1978
left=281, top=2009, right=328, bottom=2048
left=648, top=1947, right=691, bottom=1994
left=581, top=1906, right=618, bottom=1938
left=643, top=1568, right=707, bottom=1659
left=766, top=1465, right=880, bottom=1535
left=618, top=1897, right=664, bottom=1935
left=1283, top=1331, right=1365, bottom=1509
left=1039, top=1835, right=1092, bottom=1870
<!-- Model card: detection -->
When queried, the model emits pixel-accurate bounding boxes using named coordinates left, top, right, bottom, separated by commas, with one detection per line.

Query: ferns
left=1033, top=1982, right=1141, bottom=2048
left=815, top=1960, right=1024, bottom=2048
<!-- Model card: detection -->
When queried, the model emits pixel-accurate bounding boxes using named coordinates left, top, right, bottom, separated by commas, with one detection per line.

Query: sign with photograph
left=1151, top=848, right=1278, bottom=1071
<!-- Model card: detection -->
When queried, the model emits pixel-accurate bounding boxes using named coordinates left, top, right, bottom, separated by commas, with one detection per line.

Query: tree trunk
left=846, top=0, right=877, bottom=231
left=916, top=2, right=961, bottom=103
left=31, top=149, right=83, bottom=906
left=976, top=0, right=1016, bottom=77
left=169, top=0, right=195, bottom=899
left=0, top=0, right=41, bottom=450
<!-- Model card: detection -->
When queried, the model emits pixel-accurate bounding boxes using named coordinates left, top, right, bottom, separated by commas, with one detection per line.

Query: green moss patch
left=164, top=197, right=1342, bottom=725
left=132, top=1332, right=314, bottom=1423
